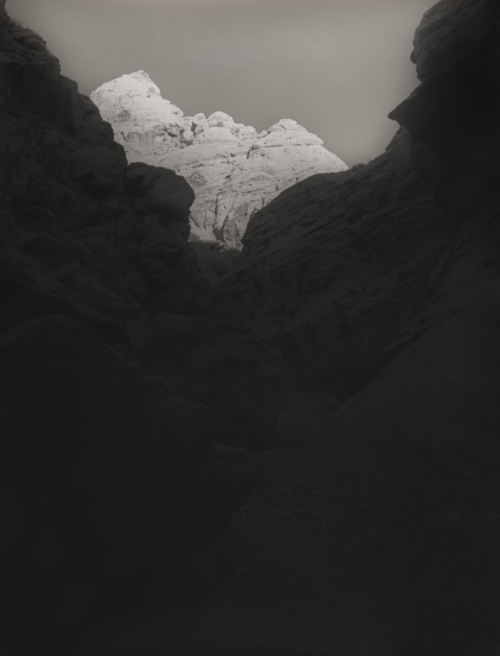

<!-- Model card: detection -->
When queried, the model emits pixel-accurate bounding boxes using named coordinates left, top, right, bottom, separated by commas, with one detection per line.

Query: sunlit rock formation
left=91, top=71, right=348, bottom=246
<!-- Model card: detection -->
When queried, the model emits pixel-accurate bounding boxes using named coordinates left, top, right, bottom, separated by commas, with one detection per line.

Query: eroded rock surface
left=0, top=16, right=210, bottom=321
left=0, top=12, right=287, bottom=652
left=0, top=11, right=285, bottom=456
left=213, top=1, right=500, bottom=467
left=337, top=0, right=500, bottom=460
left=411, top=0, right=500, bottom=81
left=213, top=126, right=452, bottom=396
left=91, top=71, right=348, bottom=246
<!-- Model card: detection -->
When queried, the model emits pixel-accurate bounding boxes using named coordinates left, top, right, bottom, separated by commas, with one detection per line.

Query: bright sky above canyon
left=8, top=0, right=436, bottom=166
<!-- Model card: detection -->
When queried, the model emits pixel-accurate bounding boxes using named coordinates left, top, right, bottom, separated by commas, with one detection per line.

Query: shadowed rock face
left=213, top=126, right=452, bottom=396
left=410, top=0, right=500, bottom=81
left=0, top=316, right=259, bottom=654
left=336, top=196, right=500, bottom=459
left=91, top=71, right=348, bottom=247
left=212, top=0, right=500, bottom=462
left=0, top=10, right=285, bottom=451
left=0, top=9, right=287, bottom=650
left=336, top=0, right=500, bottom=459
left=0, top=18, right=210, bottom=321
left=2, top=5, right=500, bottom=655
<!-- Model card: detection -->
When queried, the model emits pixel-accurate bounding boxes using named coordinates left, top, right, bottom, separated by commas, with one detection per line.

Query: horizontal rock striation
left=91, top=71, right=348, bottom=247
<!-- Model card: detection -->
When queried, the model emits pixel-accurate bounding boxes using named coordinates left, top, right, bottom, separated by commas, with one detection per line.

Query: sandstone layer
left=91, top=71, right=348, bottom=247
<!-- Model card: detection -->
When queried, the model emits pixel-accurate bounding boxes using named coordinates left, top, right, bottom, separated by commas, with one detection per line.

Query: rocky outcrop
left=389, top=1, right=500, bottom=233
left=0, top=9, right=285, bottom=641
left=0, top=12, right=287, bottom=652
left=213, top=126, right=452, bottom=396
left=410, top=0, right=500, bottom=81
left=0, top=10, right=285, bottom=457
left=91, top=71, right=348, bottom=247
left=0, top=18, right=210, bottom=320
left=0, top=315, right=259, bottom=654
left=336, top=0, right=500, bottom=460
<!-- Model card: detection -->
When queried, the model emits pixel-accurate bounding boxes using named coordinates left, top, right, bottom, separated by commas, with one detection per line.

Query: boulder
left=91, top=71, right=349, bottom=247
left=0, top=316, right=259, bottom=654
left=124, top=161, right=194, bottom=227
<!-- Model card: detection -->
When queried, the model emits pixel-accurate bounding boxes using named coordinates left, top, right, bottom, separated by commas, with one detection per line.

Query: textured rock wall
left=410, top=0, right=500, bottom=81
left=337, top=0, right=500, bottom=460
left=213, top=1, right=500, bottom=441
left=0, top=10, right=286, bottom=456
left=390, top=0, right=500, bottom=232
left=213, top=126, right=452, bottom=396
left=91, top=71, right=348, bottom=247
left=0, top=18, right=210, bottom=321
left=0, top=8, right=289, bottom=650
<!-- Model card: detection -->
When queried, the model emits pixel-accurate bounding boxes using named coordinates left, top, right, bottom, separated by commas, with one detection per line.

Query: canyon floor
left=71, top=392, right=500, bottom=656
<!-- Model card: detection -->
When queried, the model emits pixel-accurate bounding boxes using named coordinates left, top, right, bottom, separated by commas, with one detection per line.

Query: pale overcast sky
left=7, top=0, right=436, bottom=165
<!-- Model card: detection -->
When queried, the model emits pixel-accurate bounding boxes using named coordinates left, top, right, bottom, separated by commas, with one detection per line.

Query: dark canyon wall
left=1, top=0, right=499, bottom=652
left=336, top=0, right=500, bottom=460
left=0, top=8, right=283, bottom=654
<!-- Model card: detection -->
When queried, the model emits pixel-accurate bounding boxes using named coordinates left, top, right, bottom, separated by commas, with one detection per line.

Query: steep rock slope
left=91, top=71, right=348, bottom=247
left=214, top=124, right=452, bottom=396
left=336, top=0, right=500, bottom=459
